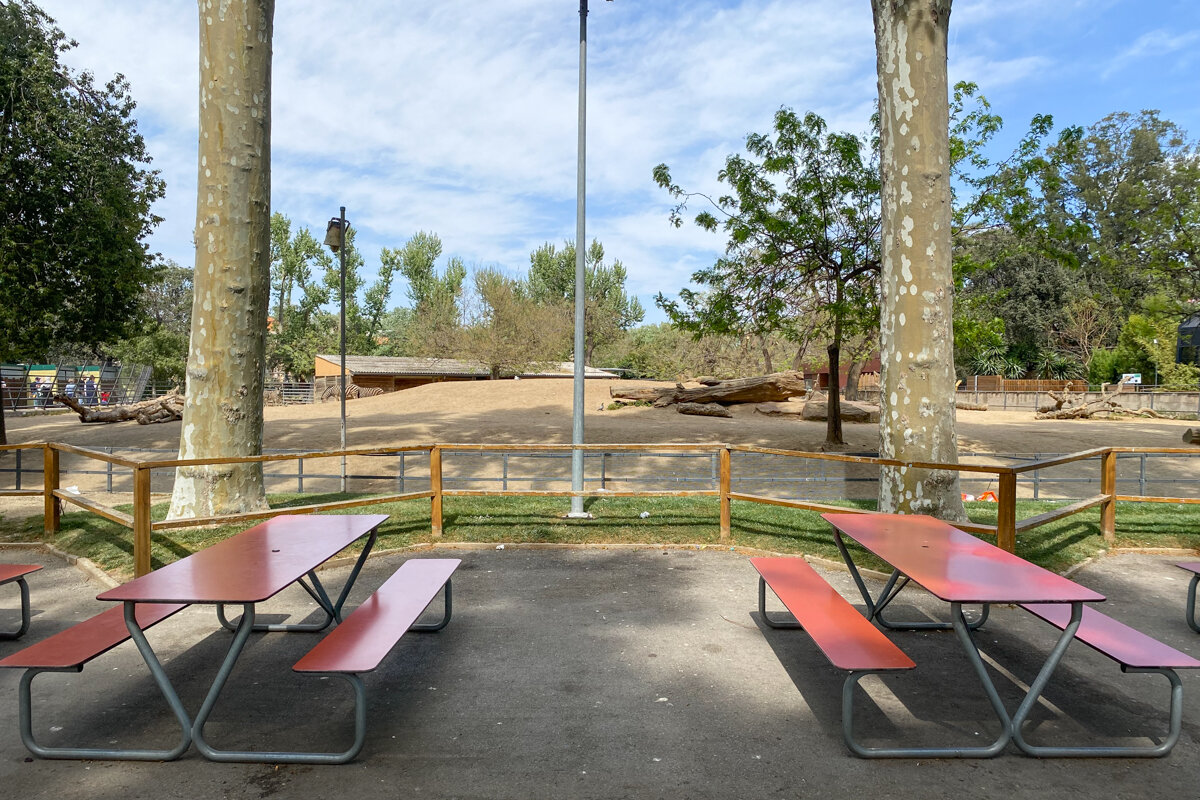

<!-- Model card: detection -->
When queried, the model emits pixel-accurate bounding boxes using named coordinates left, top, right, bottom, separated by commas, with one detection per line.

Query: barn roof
left=314, top=355, right=617, bottom=378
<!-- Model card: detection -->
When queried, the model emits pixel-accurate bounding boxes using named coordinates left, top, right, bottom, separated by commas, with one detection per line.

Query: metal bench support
left=1, top=576, right=33, bottom=640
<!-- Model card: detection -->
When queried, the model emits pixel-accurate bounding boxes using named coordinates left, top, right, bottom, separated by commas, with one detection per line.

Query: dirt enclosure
left=2, top=378, right=1197, bottom=505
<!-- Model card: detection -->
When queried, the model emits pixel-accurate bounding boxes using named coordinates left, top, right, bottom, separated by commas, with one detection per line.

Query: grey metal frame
left=193, top=577, right=454, bottom=764
left=1011, top=663, right=1186, bottom=758
left=1186, top=572, right=1200, bottom=634
left=214, top=528, right=378, bottom=633
left=13, top=603, right=193, bottom=761
left=829, top=530, right=1098, bottom=758
left=1, top=575, right=33, bottom=640
left=833, top=530, right=989, bottom=631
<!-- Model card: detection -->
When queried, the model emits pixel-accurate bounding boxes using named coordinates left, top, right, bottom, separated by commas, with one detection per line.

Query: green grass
left=1, top=494, right=1198, bottom=579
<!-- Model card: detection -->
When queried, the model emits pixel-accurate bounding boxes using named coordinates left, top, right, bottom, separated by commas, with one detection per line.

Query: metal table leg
left=216, top=528, right=380, bottom=633
left=0, top=576, right=32, bottom=640
left=842, top=601, right=1012, bottom=758
left=833, top=529, right=988, bottom=631
left=192, top=603, right=368, bottom=764
left=16, top=602, right=194, bottom=761
left=1011, top=602, right=1184, bottom=757
left=1186, top=574, right=1200, bottom=633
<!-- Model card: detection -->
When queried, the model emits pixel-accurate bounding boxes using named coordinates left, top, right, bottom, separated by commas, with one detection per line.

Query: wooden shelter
left=312, top=356, right=617, bottom=397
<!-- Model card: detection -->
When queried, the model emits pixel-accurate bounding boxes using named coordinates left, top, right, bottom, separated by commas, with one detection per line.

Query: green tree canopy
left=527, top=239, right=645, bottom=366
left=654, top=108, right=880, bottom=443
left=0, top=0, right=165, bottom=361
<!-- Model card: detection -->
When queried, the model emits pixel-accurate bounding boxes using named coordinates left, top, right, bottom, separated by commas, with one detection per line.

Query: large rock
left=754, top=400, right=804, bottom=417
left=676, top=402, right=732, bottom=418
left=801, top=397, right=880, bottom=423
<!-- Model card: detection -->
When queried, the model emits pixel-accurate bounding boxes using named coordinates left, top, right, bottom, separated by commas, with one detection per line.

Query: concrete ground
left=0, top=545, right=1198, bottom=800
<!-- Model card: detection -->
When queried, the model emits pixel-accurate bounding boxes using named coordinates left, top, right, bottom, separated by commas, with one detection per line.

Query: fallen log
left=1034, top=379, right=1134, bottom=420
left=609, top=386, right=668, bottom=402
left=955, top=401, right=989, bottom=411
left=653, top=371, right=808, bottom=407
left=55, top=389, right=184, bottom=424
left=676, top=402, right=731, bottom=418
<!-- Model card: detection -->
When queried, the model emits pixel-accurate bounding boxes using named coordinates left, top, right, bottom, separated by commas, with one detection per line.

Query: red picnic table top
left=0, top=564, right=42, bottom=584
left=98, top=514, right=388, bottom=605
left=821, top=513, right=1105, bottom=605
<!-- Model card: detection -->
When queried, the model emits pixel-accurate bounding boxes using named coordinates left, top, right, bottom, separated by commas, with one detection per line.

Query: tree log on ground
left=55, top=389, right=184, bottom=424
left=1035, top=379, right=1161, bottom=419
left=955, top=401, right=989, bottom=411
left=675, top=402, right=732, bottom=418
left=611, top=373, right=807, bottom=407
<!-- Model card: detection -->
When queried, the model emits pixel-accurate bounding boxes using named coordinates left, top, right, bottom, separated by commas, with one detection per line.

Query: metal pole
left=569, top=0, right=590, bottom=518
left=339, top=206, right=348, bottom=494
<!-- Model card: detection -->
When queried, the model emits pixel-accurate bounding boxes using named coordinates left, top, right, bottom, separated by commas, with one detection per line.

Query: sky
left=33, top=0, right=1200, bottom=324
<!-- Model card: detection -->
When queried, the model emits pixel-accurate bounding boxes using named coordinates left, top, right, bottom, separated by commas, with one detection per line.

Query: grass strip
left=1, top=495, right=1197, bottom=580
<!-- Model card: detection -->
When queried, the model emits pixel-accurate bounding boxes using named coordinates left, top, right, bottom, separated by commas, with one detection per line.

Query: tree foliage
left=0, top=0, right=165, bottom=361
left=951, top=99, right=1200, bottom=384
left=654, top=108, right=880, bottom=443
left=526, top=239, right=644, bottom=366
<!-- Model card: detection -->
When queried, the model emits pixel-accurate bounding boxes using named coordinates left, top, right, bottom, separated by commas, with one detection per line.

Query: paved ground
left=0, top=545, right=1198, bottom=800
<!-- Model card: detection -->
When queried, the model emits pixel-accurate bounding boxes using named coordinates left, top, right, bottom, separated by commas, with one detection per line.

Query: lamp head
left=324, top=217, right=347, bottom=252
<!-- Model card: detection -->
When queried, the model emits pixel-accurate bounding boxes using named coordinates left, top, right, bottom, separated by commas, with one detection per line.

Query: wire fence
left=3, top=446, right=1196, bottom=502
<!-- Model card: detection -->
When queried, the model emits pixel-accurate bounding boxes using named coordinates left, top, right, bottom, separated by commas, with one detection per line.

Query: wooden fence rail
left=3, top=441, right=1196, bottom=576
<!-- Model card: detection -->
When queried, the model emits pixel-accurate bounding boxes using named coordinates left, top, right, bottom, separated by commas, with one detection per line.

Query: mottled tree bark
left=168, top=0, right=274, bottom=519
left=872, top=0, right=964, bottom=520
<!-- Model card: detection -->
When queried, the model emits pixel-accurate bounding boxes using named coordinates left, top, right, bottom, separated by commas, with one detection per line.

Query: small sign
left=1121, top=373, right=1142, bottom=385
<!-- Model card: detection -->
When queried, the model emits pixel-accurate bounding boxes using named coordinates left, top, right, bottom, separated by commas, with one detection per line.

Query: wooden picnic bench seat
left=1018, top=602, right=1200, bottom=757
left=194, top=558, right=461, bottom=764
left=0, top=563, right=42, bottom=640
left=751, top=557, right=916, bottom=757
left=1175, top=562, right=1200, bottom=633
left=0, top=602, right=191, bottom=760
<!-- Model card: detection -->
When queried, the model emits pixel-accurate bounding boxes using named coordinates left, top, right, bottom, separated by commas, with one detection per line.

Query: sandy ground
left=1, top=379, right=1196, bottom=512
left=4, top=377, right=1195, bottom=455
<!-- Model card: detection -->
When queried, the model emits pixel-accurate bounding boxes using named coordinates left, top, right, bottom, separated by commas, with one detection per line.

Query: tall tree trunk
left=844, top=360, right=863, bottom=402
left=825, top=342, right=843, bottom=445
left=872, top=0, right=964, bottom=520
left=168, top=0, right=274, bottom=519
left=759, top=334, right=773, bottom=374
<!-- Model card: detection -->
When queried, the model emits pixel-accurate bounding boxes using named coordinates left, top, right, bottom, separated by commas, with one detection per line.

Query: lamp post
left=324, top=208, right=349, bottom=493
left=569, top=0, right=612, bottom=519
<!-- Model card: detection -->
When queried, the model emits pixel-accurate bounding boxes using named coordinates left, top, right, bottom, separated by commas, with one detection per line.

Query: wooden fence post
left=42, top=444, right=60, bottom=537
left=430, top=446, right=443, bottom=538
left=719, top=447, right=731, bottom=542
left=1100, top=449, right=1117, bottom=545
left=133, top=464, right=152, bottom=577
left=996, top=471, right=1017, bottom=553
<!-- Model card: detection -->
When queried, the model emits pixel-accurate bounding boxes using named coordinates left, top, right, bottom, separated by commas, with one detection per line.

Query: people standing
left=83, top=376, right=97, bottom=405
left=65, top=378, right=76, bottom=399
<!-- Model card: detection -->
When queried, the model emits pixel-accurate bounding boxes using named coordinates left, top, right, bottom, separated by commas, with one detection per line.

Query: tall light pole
left=324, top=208, right=349, bottom=493
left=569, top=0, right=611, bottom=518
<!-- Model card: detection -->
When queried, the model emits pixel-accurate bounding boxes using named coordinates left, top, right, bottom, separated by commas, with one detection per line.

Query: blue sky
left=35, top=0, right=1200, bottom=324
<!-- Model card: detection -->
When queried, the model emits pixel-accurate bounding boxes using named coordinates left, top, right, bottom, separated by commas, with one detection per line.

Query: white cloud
left=32, top=0, right=1200, bottom=325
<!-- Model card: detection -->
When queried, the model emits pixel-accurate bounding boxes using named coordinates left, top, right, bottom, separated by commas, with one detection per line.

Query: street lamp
left=325, top=208, right=349, bottom=493
left=569, top=0, right=612, bottom=519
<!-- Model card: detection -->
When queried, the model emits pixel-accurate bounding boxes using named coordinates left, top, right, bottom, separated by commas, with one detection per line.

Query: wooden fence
left=2, top=442, right=1196, bottom=577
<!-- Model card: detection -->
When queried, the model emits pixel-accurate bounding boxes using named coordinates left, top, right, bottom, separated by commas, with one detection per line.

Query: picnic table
left=2, top=514, right=459, bottom=764
left=755, top=513, right=1200, bottom=758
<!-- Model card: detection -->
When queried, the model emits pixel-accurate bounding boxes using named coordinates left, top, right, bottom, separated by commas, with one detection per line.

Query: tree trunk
left=168, top=0, right=274, bottom=520
left=826, top=342, right=843, bottom=446
left=872, top=0, right=964, bottom=520
left=759, top=334, right=773, bottom=374
left=844, top=360, right=864, bottom=401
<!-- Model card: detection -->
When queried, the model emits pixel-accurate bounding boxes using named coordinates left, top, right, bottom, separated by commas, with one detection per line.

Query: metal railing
left=6, top=441, right=1197, bottom=576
